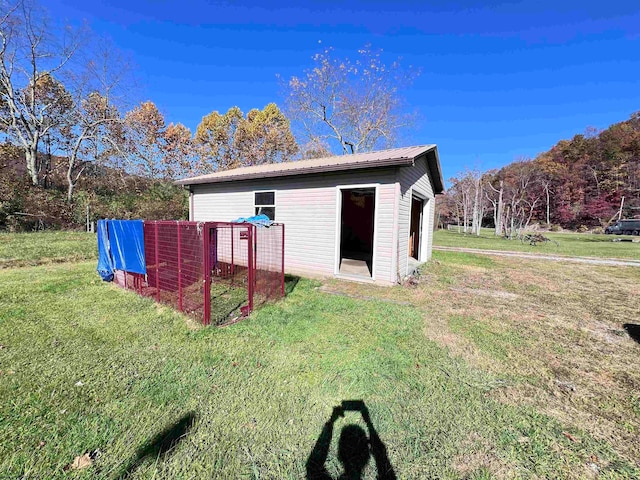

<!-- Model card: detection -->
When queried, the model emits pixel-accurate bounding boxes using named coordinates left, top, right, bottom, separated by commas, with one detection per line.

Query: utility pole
left=618, top=196, right=625, bottom=221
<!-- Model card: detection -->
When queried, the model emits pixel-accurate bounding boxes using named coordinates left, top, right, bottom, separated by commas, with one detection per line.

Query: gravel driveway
left=434, top=246, right=640, bottom=267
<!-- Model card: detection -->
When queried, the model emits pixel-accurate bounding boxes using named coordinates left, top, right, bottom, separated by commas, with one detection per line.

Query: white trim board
left=420, top=198, right=430, bottom=262
left=253, top=189, right=277, bottom=220
left=407, top=191, right=431, bottom=266
left=333, top=183, right=380, bottom=281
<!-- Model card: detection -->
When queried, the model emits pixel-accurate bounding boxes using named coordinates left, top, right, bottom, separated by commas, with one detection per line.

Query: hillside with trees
left=0, top=0, right=416, bottom=232
left=440, top=112, right=640, bottom=235
left=0, top=1, right=303, bottom=231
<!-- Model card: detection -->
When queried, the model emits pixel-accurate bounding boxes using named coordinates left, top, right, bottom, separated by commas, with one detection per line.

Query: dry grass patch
left=417, top=255, right=640, bottom=467
left=317, top=254, right=640, bottom=470
left=452, top=433, right=519, bottom=480
left=316, top=253, right=638, bottom=473
left=450, top=287, right=519, bottom=300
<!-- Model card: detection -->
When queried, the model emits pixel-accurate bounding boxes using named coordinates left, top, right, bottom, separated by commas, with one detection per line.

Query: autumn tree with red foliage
left=441, top=112, right=640, bottom=232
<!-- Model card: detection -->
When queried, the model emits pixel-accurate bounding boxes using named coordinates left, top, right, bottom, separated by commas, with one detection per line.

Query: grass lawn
left=209, top=281, right=250, bottom=325
left=0, top=231, right=96, bottom=268
left=1, top=234, right=639, bottom=478
left=434, top=229, right=640, bottom=260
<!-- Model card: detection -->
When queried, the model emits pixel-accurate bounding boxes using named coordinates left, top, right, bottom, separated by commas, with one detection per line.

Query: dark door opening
left=339, top=188, right=375, bottom=278
left=409, top=196, right=423, bottom=260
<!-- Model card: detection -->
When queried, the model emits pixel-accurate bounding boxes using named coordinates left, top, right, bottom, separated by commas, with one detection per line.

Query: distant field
left=434, top=229, right=640, bottom=260
left=0, top=231, right=96, bottom=268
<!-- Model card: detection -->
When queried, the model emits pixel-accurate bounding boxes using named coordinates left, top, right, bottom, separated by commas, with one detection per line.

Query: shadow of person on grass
left=118, top=412, right=196, bottom=479
left=306, top=400, right=396, bottom=480
left=623, top=324, right=640, bottom=344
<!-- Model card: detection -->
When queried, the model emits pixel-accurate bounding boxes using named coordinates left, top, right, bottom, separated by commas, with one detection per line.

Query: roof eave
left=175, top=156, right=417, bottom=186
left=429, top=147, right=445, bottom=194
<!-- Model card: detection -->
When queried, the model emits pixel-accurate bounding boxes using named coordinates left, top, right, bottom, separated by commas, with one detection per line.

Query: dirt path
left=434, top=246, right=640, bottom=267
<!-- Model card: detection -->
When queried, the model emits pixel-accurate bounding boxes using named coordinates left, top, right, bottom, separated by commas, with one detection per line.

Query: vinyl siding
left=397, top=154, right=436, bottom=279
left=191, top=168, right=397, bottom=283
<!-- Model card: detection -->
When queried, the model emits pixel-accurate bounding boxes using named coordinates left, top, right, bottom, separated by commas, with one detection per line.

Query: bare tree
left=448, top=169, right=486, bottom=235
left=161, top=122, right=194, bottom=180
left=123, top=100, right=166, bottom=180
left=283, top=45, right=418, bottom=154
left=540, top=177, right=552, bottom=227
left=122, top=101, right=197, bottom=181
left=0, top=0, right=83, bottom=185
left=298, top=136, right=331, bottom=159
left=502, top=160, right=543, bottom=239
left=58, top=39, right=133, bottom=202
left=470, top=170, right=485, bottom=236
left=485, top=173, right=504, bottom=236
left=448, top=173, right=475, bottom=233
left=59, top=92, right=120, bottom=202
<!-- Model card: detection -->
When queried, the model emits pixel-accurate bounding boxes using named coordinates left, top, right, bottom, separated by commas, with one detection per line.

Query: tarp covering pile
left=231, top=214, right=273, bottom=227
left=96, top=220, right=146, bottom=281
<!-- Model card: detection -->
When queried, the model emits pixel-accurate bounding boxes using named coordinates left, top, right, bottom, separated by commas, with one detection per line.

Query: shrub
left=549, top=224, right=562, bottom=232
left=1, top=140, right=192, bottom=231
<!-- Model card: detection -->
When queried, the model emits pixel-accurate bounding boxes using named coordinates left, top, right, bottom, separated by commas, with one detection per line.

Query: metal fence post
left=253, top=224, right=257, bottom=292
left=212, top=227, right=218, bottom=271
left=203, top=223, right=211, bottom=325
left=281, top=224, right=285, bottom=297
left=247, top=225, right=254, bottom=314
left=177, top=222, right=183, bottom=312
left=154, top=221, right=160, bottom=301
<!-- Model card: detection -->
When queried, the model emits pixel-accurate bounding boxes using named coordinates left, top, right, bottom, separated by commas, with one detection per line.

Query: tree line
left=0, top=0, right=301, bottom=202
left=0, top=0, right=417, bottom=231
left=439, top=112, right=640, bottom=235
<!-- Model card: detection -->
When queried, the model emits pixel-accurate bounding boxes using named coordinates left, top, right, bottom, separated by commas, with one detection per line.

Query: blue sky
left=46, top=0, right=640, bottom=180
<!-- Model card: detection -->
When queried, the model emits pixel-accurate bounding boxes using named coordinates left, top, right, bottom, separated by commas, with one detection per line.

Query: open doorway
left=338, top=187, right=376, bottom=278
left=409, top=195, right=423, bottom=260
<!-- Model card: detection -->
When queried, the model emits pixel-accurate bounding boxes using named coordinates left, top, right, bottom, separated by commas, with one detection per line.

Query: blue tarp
left=231, top=214, right=272, bottom=227
left=96, top=219, right=147, bottom=281
left=108, top=220, right=146, bottom=274
left=97, top=219, right=114, bottom=281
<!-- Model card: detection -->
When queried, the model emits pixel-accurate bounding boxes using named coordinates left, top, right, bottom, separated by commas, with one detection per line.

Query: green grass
left=1, top=233, right=639, bottom=478
left=209, top=281, right=249, bottom=325
left=430, top=250, right=498, bottom=268
left=448, top=315, right=524, bottom=361
left=434, top=229, right=640, bottom=260
left=0, top=231, right=96, bottom=268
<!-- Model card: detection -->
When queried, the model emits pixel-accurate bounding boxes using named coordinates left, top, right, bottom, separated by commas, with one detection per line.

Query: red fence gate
left=114, top=221, right=284, bottom=326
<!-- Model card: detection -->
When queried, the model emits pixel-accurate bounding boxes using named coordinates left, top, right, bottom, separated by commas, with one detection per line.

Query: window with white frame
left=254, top=191, right=276, bottom=220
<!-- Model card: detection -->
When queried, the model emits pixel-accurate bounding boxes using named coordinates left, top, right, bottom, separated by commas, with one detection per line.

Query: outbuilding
left=176, top=145, right=444, bottom=284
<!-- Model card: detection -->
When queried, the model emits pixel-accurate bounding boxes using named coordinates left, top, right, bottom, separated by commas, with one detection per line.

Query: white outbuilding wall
left=191, top=168, right=398, bottom=283
left=190, top=157, right=439, bottom=284
left=397, top=154, right=436, bottom=278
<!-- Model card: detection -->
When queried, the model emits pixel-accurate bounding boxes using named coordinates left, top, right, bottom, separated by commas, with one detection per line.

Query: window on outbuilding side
left=254, top=191, right=276, bottom=220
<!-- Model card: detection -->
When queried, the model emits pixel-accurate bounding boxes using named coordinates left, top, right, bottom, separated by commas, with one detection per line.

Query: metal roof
left=175, top=144, right=444, bottom=193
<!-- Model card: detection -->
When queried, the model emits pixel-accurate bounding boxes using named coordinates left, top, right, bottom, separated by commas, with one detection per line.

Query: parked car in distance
left=605, top=219, right=640, bottom=235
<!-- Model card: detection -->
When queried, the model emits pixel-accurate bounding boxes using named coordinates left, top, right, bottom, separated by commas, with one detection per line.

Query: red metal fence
left=114, top=221, right=284, bottom=326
